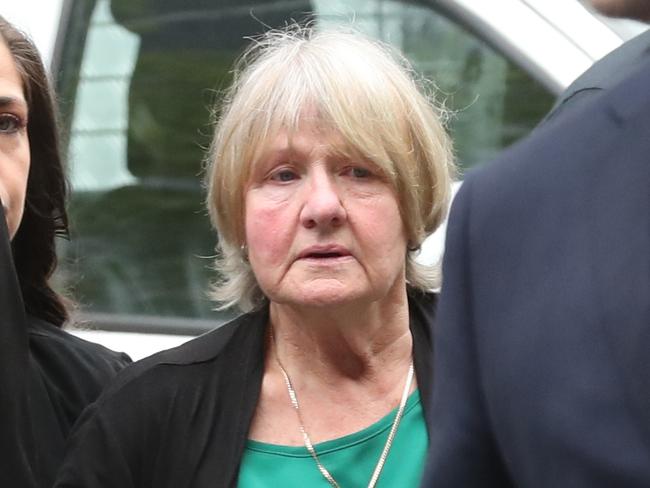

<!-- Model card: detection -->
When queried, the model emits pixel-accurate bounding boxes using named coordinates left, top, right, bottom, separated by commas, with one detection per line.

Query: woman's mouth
left=298, top=246, right=352, bottom=261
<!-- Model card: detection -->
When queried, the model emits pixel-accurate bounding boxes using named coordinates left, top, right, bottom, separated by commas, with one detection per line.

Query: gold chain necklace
left=271, top=329, right=415, bottom=488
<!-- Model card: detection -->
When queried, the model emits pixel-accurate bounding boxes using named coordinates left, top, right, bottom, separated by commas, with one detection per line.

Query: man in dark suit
left=421, top=2, right=650, bottom=486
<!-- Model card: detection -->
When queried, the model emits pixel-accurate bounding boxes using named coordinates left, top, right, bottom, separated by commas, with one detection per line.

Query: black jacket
left=0, top=218, right=131, bottom=488
left=55, top=291, right=437, bottom=488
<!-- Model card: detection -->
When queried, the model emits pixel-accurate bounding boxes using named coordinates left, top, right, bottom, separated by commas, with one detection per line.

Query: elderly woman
left=0, top=16, right=131, bottom=487
left=56, top=26, right=454, bottom=488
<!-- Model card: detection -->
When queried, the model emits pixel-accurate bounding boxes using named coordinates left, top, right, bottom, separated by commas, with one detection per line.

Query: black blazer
left=422, top=58, right=650, bottom=485
left=0, top=216, right=130, bottom=488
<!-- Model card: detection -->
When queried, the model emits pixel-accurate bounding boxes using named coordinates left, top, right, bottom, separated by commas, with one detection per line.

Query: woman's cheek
left=245, top=199, right=290, bottom=262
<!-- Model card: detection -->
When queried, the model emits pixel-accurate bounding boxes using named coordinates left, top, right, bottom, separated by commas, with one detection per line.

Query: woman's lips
left=297, top=245, right=352, bottom=261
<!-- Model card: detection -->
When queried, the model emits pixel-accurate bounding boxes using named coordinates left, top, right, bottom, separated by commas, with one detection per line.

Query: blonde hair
left=206, top=25, right=455, bottom=311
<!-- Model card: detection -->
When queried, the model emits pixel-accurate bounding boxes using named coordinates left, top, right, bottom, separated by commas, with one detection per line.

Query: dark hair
left=0, top=16, right=70, bottom=327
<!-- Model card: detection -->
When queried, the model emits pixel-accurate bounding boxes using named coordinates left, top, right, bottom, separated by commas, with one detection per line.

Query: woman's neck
left=267, top=289, right=412, bottom=385
left=247, top=287, right=416, bottom=445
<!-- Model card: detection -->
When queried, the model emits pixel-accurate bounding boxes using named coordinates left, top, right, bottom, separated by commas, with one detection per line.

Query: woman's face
left=0, top=40, right=29, bottom=240
left=244, top=117, right=408, bottom=309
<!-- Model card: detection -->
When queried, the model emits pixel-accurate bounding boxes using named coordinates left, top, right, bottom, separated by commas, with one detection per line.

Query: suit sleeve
left=420, top=179, right=513, bottom=487
left=0, top=211, right=39, bottom=487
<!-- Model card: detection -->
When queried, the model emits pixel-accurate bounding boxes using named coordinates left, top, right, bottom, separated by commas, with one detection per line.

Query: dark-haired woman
left=0, top=16, right=131, bottom=487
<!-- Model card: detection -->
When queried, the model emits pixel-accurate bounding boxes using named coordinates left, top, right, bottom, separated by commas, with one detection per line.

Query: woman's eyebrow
left=261, top=147, right=291, bottom=164
left=0, top=95, right=28, bottom=110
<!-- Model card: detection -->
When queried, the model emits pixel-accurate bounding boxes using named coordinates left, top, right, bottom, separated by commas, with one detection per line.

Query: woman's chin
left=270, top=280, right=370, bottom=309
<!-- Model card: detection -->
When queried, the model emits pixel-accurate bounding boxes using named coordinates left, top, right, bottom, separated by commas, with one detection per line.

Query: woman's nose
left=299, top=171, right=347, bottom=229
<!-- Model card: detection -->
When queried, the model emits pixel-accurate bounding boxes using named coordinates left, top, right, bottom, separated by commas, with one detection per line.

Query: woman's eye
left=349, top=167, right=372, bottom=178
left=0, top=114, right=24, bottom=134
left=270, top=169, right=298, bottom=182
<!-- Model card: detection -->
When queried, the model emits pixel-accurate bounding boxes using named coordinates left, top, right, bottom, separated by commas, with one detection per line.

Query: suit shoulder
left=549, top=30, right=650, bottom=121
left=464, top=57, right=650, bottom=204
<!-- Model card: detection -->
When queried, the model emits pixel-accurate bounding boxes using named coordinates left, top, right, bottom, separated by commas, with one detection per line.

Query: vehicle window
left=56, top=0, right=553, bottom=331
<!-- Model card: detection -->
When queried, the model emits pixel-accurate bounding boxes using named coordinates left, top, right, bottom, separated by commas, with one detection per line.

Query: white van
left=3, top=0, right=646, bottom=359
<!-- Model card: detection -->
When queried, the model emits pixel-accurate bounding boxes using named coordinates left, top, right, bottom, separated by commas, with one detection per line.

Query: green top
left=238, top=390, right=428, bottom=487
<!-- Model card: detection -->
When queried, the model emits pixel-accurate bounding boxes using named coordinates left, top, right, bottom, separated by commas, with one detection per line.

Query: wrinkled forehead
left=249, top=108, right=359, bottom=168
